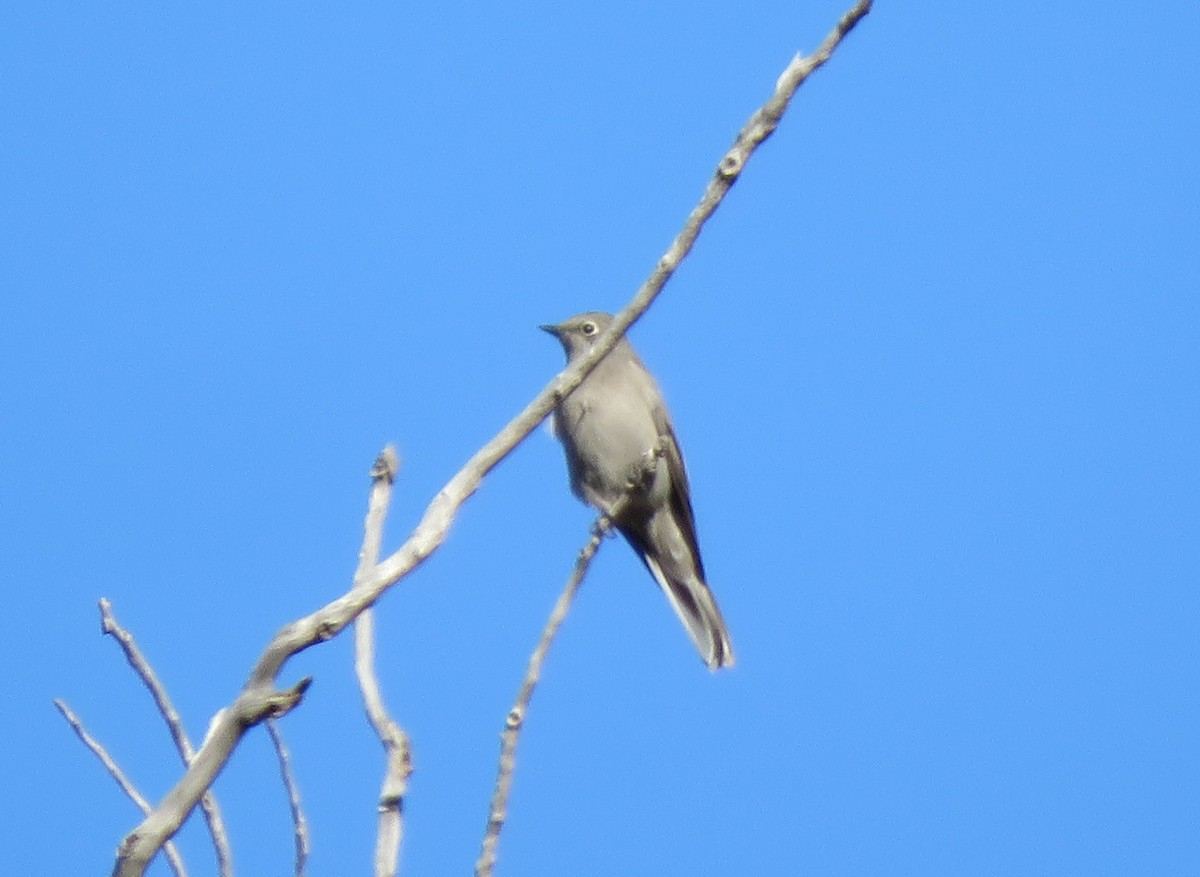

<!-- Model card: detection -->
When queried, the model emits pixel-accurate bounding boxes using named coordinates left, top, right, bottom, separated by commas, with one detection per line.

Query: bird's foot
left=625, top=439, right=668, bottom=491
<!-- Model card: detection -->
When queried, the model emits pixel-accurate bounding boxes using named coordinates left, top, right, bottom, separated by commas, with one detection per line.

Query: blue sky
left=3, top=2, right=1197, bottom=874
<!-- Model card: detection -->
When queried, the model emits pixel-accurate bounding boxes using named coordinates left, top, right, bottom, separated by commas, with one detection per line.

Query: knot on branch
left=316, top=619, right=339, bottom=641
left=378, top=793, right=405, bottom=811
left=718, top=150, right=744, bottom=179
left=116, top=831, right=143, bottom=861
left=505, top=708, right=524, bottom=731
left=244, top=677, right=313, bottom=726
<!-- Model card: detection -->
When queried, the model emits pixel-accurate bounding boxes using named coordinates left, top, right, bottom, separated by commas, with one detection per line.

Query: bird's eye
left=581, top=322, right=597, bottom=336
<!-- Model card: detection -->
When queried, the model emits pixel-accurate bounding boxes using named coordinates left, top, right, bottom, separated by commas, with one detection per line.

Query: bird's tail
left=641, top=552, right=735, bottom=671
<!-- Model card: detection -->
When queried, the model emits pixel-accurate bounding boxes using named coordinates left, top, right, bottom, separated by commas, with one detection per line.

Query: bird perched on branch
left=541, top=311, right=734, bottom=671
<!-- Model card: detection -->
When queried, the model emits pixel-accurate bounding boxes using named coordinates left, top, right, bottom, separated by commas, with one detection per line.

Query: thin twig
left=353, top=447, right=413, bottom=877
left=54, top=699, right=190, bottom=877
left=98, top=598, right=234, bottom=877
left=266, top=719, right=309, bottom=877
left=474, top=514, right=617, bottom=877
left=110, top=5, right=871, bottom=873
left=477, top=441, right=659, bottom=876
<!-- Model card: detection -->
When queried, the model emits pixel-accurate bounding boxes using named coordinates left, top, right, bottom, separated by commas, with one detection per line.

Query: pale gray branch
left=266, top=719, right=309, bottom=877
left=110, top=3, right=871, bottom=873
left=54, top=699, right=189, bottom=877
left=98, top=598, right=234, bottom=877
left=474, top=509, right=623, bottom=877
left=353, top=447, right=413, bottom=877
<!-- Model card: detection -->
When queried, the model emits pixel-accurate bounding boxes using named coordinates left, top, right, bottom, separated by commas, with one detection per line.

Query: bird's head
left=539, top=311, right=615, bottom=361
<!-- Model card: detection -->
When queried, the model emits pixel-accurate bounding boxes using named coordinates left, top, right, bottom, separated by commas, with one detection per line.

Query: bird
left=540, top=311, right=734, bottom=670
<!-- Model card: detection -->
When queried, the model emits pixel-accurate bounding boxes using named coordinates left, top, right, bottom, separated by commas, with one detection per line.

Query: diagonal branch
left=55, top=699, right=190, bottom=877
left=475, top=442, right=662, bottom=874
left=353, top=447, right=414, bottom=877
left=110, top=4, right=871, bottom=874
left=98, top=599, right=234, bottom=877
left=475, top=497, right=633, bottom=877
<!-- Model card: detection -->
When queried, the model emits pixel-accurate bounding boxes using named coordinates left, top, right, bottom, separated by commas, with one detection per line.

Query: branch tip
left=372, top=446, right=401, bottom=483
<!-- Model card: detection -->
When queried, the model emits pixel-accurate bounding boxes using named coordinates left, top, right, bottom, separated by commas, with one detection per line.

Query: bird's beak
left=539, top=323, right=561, bottom=338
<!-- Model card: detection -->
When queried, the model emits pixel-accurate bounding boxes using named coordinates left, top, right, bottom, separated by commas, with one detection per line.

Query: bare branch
left=110, top=4, right=871, bottom=873
left=719, top=0, right=873, bottom=184
left=476, top=442, right=656, bottom=875
left=353, top=447, right=414, bottom=877
left=474, top=513, right=618, bottom=877
left=54, top=699, right=189, bottom=877
left=98, top=599, right=234, bottom=877
left=266, top=719, right=309, bottom=877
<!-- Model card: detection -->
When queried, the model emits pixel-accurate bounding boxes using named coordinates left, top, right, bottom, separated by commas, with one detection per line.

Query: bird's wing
left=630, top=356, right=706, bottom=581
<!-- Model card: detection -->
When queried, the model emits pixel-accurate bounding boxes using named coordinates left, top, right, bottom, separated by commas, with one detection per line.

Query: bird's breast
left=560, top=385, right=665, bottom=505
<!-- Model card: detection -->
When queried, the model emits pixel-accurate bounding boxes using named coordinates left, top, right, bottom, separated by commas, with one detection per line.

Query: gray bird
left=541, top=311, right=735, bottom=670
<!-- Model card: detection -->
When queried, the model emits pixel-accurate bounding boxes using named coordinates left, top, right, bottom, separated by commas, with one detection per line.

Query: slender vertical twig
left=474, top=516, right=616, bottom=877
left=475, top=456, right=652, bottom=877
left=353, top=447, right=414, bottom=877
left=266, top=718, right=309, bottom=877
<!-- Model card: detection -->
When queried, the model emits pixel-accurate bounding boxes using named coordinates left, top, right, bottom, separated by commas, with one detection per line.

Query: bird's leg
left=595, top=440, right=668, bottom=539
left=591, top=490, right=636, bottom=540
